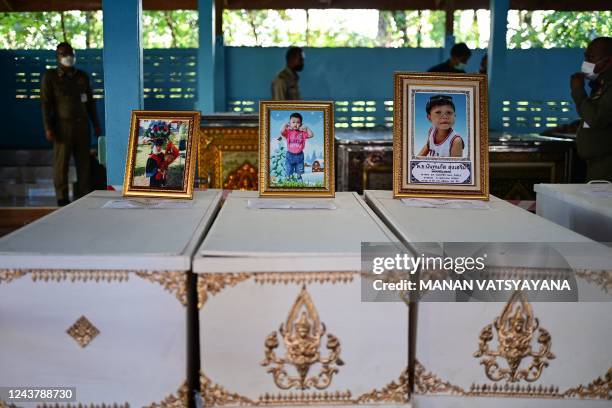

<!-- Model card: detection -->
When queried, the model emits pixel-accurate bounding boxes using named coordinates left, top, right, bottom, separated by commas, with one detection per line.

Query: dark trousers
left=586, top=155, right=612, bottom=182
left=53, top=120, right=91, bottom=201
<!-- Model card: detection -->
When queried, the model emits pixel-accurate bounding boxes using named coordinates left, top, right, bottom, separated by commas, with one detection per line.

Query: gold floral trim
left=257, top=390, right=353, bottom=405
left=135, top=271, right=188, bottom=306
left=562, top=368, right=612, bottom=400
left=198, top=272, right=356, bottom=309
left=0, top=269, right=187, bottom=306
left=200, top=373, right=255, bottom=405
left=415, top=361, right=465, bottom=395
left=575, top=270, right=612, bottom=293
left=415, top=360, right=612, bottom=399
left=0, top=270, right=26, bottom=284
left=37, top=404, right=129, bottom=408
left=144, top=381, right=189, bottom=408
left=253, top=272, right=355, bottom=285
left=198, top=273, right=253, bottom=308
left=32, top=270, right=130, bottom=283
left=356, top=368, right=409, bottom=403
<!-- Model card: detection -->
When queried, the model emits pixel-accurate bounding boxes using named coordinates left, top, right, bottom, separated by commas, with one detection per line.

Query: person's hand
left=299, top=126, right=308, bottom=132
left=45, top=129, right=56, bottom=142
left=570, top=72, right=585, bottom=92
left=94, top=125, right=102, bottom=137
left=594, top=56, right=612, bottom=74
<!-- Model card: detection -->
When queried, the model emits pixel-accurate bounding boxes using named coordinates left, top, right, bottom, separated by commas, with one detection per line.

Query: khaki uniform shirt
left=571, top=69, right=612, bottom=179
left=271, top=66, right=300, bottom=100
left=41, top=67, right=99, bottom=135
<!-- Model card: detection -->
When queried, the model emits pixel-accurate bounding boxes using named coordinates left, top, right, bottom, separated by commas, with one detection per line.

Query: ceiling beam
left=0, top=0, right=609, bottom=12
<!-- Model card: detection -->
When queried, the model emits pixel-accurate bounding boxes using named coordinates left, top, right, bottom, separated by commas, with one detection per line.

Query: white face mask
left=454, top=62, right=466, bottom=71
left=581, top=61, right=598, bottom=80
left=59, top=56, right=75, bottom=68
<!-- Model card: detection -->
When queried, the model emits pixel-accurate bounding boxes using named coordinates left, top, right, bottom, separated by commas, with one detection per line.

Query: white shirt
left=427, top=127, right=464, bottom=157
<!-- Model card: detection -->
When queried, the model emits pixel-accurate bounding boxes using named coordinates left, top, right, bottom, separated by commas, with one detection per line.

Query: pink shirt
left=281, top=128, right=309, bottom=154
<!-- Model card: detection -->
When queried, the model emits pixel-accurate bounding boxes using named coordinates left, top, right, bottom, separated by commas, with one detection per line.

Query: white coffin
left=193, top=191, right=411, bottom=406
left=365, top=190, right=612, bottom=407
left=0, top=190, right=222, bottom=407
left=535, top=183, right=612, bottom=243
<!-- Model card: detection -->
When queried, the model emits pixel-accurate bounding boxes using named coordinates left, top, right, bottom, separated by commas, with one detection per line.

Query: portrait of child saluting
left=417, top=94, right=465, bottom=158
left=277, top=112, right=314, bottom=181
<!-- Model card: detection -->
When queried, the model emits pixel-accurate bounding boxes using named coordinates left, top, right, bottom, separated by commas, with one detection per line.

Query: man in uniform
left=428, top=43, right=472, bottom=73
left=271, top=46, right=304, bottom=100
left=570, top=36, right=612, bottom=181
left=41, top=42, right=101, bottom=206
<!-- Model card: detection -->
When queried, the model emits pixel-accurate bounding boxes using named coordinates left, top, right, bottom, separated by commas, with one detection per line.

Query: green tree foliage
left=0, top=9, right=609, bottom=50
left=0, top=10, right=197, bottom=49
left=0, top=11, right=103, bottom=49
left=507, top=11, right=611, bottom=49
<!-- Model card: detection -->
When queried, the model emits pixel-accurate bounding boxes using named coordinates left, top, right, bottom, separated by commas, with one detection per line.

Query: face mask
left=581, top=61, right=598, bottom=80
left=454, top=62, right=466, bottom=71
left=59, top=56, right=75, bottom=67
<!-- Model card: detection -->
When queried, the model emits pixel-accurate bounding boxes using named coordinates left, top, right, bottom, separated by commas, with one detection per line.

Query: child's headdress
left=145, top=120, right=171, bottom=146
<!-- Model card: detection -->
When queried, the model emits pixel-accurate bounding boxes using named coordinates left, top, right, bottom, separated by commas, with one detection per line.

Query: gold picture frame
left=259, top=101, right=335, bottom=197
left=122, top=110, right=200, bottom=199
left=393, top=72, right=489, bottom=200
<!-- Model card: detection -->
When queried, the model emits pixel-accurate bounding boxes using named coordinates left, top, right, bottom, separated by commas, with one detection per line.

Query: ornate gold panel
left=262, top=286, right=344, bottom=391
left=198, top=272, right=410, bottom=405
left=474, top=291, right=554, bottom=383
left=413, top=291, right=611, bottom=399
left=198, top=127, right=258, bottom=190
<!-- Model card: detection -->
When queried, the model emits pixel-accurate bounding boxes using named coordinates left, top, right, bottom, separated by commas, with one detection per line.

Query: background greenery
left=0, top=9, right=609, bottom=49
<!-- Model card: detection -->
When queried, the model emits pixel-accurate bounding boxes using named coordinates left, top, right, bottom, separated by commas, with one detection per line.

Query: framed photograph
left=393, top=72, right=489, bottom=200
left=259, top=101, right=335, bottom=197
left=122, top=110, right=200, bottom=199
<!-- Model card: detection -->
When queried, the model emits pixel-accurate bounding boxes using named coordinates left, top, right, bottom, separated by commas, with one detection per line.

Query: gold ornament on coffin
left=223, top=162, right=258, bottom=190
left=66, top=315, right=100, bottom=348
left=262, top=286, right=344, bottom=390
left=474, top=291, right=555, bottom=383
left=144, top=381, right=189, bottom=408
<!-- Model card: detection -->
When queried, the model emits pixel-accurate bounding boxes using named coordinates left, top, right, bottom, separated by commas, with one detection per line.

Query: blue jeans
left=285, top=151, right=304, bottom=179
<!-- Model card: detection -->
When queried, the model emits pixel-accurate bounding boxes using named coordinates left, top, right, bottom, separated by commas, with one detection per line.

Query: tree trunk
left=85, top=11, right=92, bottom=48
left=60, top=11, right=68, bottom=43
left=306, top=9, right=310, bottom=46
left=246, top=11, right=259, bottom=46
left=164, top=11, right=177, bottom=48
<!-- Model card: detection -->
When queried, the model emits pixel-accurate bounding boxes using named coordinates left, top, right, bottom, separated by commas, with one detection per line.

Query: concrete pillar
left=488, top=0, right=509, bottom=131
left=102, top=0, right=143, bottom=186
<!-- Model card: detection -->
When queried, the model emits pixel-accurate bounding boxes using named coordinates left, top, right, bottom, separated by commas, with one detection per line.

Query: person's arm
left=450, top=137, right=464, bottom=157
left=83, top=72, right=101, bottom=136
left=571, top=73, right=612, bottom=129
left=417, top=143, right=429, bottom=156
left=278, top=123, right=288, bottom=141
left=40, top=72, right=56, bottom=141
left=302, top=126, right=314, bottom=138
left=271, top=77, right=286, bottom=100
left=166, top=141, right=179, bottom=163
